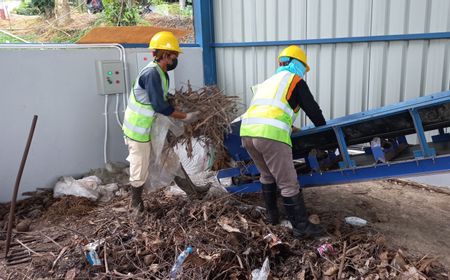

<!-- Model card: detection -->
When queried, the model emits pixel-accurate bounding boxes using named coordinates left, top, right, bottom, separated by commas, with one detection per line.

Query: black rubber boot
left=282, top=191, right=325, bottom=239
left=131, top=185, right=144, bottom=212
left=261, top=183, right=279, bottom=225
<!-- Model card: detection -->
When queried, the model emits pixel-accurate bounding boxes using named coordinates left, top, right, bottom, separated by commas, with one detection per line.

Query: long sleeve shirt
left=287, top=79, right=326, bottom=127
left=138, top=67, right=175, bottom=116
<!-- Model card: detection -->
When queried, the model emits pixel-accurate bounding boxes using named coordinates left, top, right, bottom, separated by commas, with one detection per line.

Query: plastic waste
left=174, top=137, right=215, bottom=176
left=84, top=239, right=105, bottom=266
left=54, top=176, right=100, bottom=201
left=251, top=257, right=270, bottom=280
left=146, top=114, right=185, bottom=192
left=317, top=243, right=335, bottom=257
left=345, top=216, right=368, bottom=227
left=53, top=176, right=119, bottom=202
left=169, top=246, right=193, bottom=280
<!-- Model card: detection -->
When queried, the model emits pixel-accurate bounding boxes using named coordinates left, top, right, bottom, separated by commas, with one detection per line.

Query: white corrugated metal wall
left=213, top=0, right=450, bottom=127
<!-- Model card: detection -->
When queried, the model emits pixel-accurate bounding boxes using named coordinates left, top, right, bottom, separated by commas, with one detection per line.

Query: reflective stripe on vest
left=123, top=62, right=168, bottom=142
left=241, top=117, right=291, bottom=132
left=240, top=71, right=298, bottom=146
left=249, top=98, right=294, bottom=119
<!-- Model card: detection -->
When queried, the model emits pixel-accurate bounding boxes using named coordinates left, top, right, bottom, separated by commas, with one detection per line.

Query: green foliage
left=31, top=0, right=55, bottom=17
left=13, top=0, right=40, bottom=16
left=102, top=0, right=141, bottom=26
left=13, top=0, right=54, bottom=17
left=149, top=0, right=165, bottom=5
left=0, top=33, right=36, bottom=43
left=154, top=3, right=192, bottom=18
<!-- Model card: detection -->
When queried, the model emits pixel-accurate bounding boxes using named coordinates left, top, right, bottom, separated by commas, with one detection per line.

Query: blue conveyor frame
left=218, top=90, right=450, bottom=193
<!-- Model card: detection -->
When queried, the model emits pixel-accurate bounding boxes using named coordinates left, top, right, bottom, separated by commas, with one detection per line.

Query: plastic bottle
left=169, top=246, right=193, bottom=279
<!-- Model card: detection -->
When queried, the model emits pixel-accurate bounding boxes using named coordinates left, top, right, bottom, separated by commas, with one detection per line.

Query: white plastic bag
left=150, top=114, right=184, bottom=164
left=146, top=114, right=185, bottom=192
left=53, top=176, right=119, bottom=202
left=251, top=257, right=270, bottom=280
left=53, top=176, right=101, bottom=201
left=174, top=137, right=214, bottom=176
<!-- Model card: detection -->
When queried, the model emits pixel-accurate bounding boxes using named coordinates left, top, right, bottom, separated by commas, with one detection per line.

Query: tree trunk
left=54, top=0, right=72, bottom=26
left=179, top=0, right=186, bottom=9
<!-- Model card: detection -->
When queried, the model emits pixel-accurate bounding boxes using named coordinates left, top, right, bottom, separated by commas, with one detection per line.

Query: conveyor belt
left=218, top=90, right=450, bottom=193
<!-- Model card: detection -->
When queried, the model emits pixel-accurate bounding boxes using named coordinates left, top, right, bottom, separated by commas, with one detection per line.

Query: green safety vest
left=123, top=62, right=169, bottom=142
left=240, top=71, right=300, bottom=146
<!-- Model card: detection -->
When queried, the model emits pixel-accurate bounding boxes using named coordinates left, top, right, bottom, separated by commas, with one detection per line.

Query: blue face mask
left=276, top=57, right=307, bottom=78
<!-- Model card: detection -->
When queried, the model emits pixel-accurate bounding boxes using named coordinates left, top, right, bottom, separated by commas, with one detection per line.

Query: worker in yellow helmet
left=240, top=45, right=327, bottom=239
left=123, top=31, right=199, bottom=212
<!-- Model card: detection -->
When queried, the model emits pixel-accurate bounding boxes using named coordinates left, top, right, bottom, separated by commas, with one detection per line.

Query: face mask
left=167, top=57, right=178, bottom=71
left=276, top=57, right=306, bottom=78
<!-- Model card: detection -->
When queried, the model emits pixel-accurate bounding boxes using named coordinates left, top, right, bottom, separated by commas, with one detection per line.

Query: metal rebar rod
left=4, top=115, right=38, bottom=258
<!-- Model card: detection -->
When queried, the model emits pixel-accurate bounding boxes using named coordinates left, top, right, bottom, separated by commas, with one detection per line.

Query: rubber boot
left=261, top=183, right=279, bottom=225
left=282, top=191, right=325, bottom=239
left=131, top=185, right=144, bottom=212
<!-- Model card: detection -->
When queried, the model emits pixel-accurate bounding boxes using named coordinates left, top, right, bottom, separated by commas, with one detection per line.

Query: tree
left=54, top=0, right=71, bottom=26
left=179, top=0, right=186, bottom=9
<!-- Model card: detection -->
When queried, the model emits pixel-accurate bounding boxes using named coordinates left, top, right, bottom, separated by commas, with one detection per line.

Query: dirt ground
left=0, top=10, right=194, bottom=43
left=304, top=180, right=450, bottom=268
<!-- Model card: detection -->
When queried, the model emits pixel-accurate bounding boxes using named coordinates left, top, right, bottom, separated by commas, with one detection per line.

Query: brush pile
left=168, top=84, right=240, bottom=168
left=1, top=189, right=448, bottom=280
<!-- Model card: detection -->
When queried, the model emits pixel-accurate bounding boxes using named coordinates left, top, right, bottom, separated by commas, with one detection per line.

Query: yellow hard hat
left=149, top=31, right=182, bottom=53
left=278, top=45, right=310, bottom=72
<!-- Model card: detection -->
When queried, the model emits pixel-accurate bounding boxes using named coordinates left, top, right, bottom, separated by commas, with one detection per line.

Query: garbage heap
left=1, top=186, right=447, bottom=280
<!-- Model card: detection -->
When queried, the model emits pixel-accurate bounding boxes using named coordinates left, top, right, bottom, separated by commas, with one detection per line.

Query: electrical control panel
left=136, top=53, right=175, bottom=93
left=95, top=60, right=126, bottom=95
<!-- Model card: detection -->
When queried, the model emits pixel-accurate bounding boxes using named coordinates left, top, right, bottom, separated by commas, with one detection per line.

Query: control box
left=95, top=60, right=126, bottom=95
left=136, top=53, right=175, bottom=93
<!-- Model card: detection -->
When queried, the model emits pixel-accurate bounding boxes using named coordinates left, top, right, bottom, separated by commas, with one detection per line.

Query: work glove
left=182, top=111, right=200, bottom=124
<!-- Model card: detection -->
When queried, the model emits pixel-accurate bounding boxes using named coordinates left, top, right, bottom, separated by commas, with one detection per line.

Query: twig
left=193, top=107, right=228, bottom=131
left=308, top=260, right=318, bottom=280
left=338, top=241, right=347, bottom=279
left=14, top=238, right=42, bottom=257
left=104, top=242, right=109, bottom=273
left=345, top=245, right=360, bottom=255
left=236, top=254, right=243, bottom=269
left=40, top=232, right=63, bottom=249
left=51, top=246, right=68, bottom=270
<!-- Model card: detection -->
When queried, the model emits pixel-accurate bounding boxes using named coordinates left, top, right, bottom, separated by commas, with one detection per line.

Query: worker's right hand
left=182, top=111, right=200, bottom=124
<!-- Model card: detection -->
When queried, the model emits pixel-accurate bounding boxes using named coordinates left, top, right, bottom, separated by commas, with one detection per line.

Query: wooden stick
left=308, top=260, right=318, bottom=280
left=5, top=115, right=38, bottom=258
left=337, top=241, right=347, bottom=279
left=14, top=238, right=42, bottom=257
left=104, top=242, right=110, bottom=273
left=51, top=246, right=68, bottom=270
left=40, top=232, right=63, bottom=249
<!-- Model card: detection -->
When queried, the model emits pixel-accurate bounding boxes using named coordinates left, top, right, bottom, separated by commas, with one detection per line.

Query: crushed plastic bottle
left=84, top=238, right=105, bottom=266
left=345, top=216, right=368, bottom=227
left=251, top=257, right=270, bottom=280
left=169, top=246, right=193, bottom=279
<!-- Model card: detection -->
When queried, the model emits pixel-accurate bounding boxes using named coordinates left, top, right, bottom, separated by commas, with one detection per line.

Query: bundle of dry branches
left=168, top=84, right=240, bottom=169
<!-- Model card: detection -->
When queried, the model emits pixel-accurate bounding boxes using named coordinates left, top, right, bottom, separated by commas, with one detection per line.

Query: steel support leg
left=408, top=109, right=436, bottom=158
left=333, top=126, right=355, bottom=169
